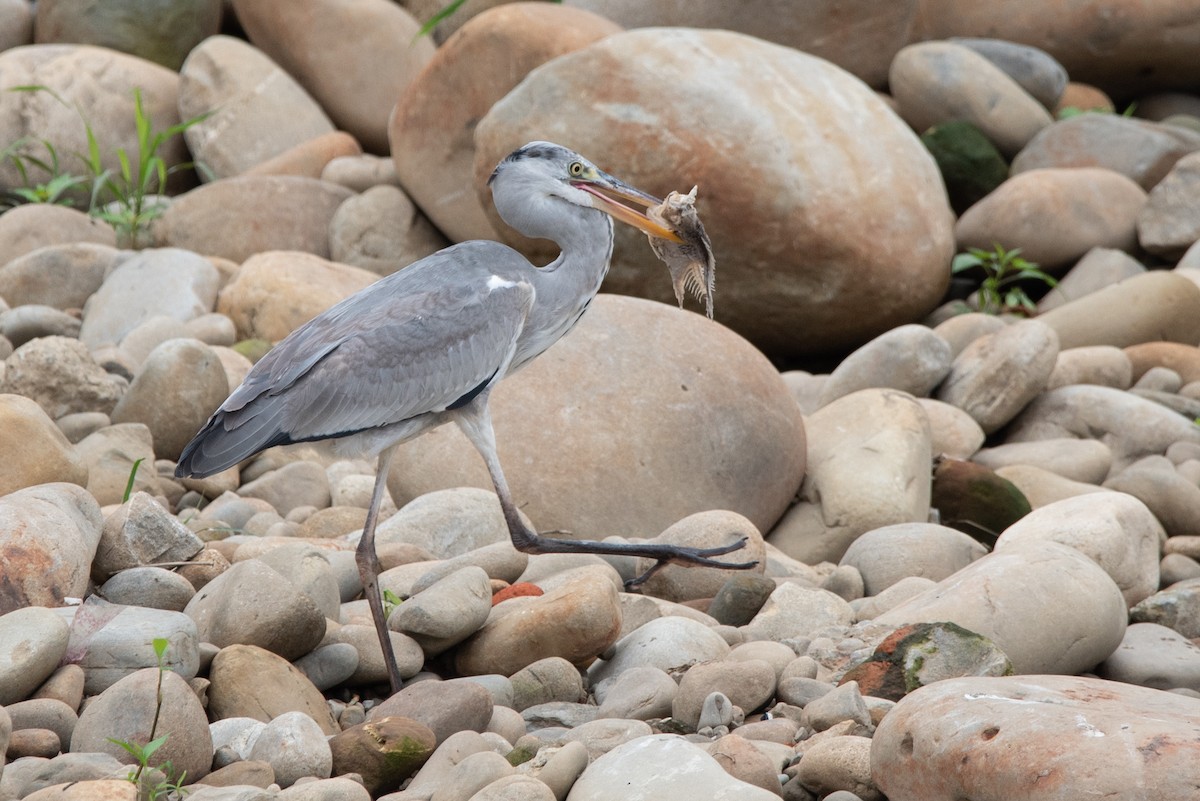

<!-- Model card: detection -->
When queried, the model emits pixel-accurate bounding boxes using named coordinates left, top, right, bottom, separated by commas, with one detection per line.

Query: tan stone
left=159, top=176, right=353, bottom=262
left=217, top=251, right=378, bottom=342
left=244, top=131, right=363, bottom=179
left=1037, top=271, right=1200, bottom=349
left=0, top=394, right=88, bottom=496
left=455, top=569, right=621, bottom=676
left=207, top=644, right=338, bottom=734
left=234, top=0, right=434, bottom=154
left=0, top=207, right=116, bottom=272
left=956, top=168, right=1146, bottom=270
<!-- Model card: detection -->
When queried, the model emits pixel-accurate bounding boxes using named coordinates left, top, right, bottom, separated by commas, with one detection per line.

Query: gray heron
left=176, top=142, right=756, bottom=693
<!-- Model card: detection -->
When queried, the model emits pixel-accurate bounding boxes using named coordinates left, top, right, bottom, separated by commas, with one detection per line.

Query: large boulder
left=389, top=294, right=806, bottom=541
left=472, top=27, right=954, bottom=359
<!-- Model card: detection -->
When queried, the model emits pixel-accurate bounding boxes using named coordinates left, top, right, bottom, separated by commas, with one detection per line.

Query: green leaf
left=153, top=636, right=169, bottom=661
left=141, top=734, right=169, bottom=761
left=951, top=253, right=984, bottom=273
left=107, top=737, right=146, bottom=760
left=122, top=457, right=145, bottom=503
left=415, top=0, right=468, bottom=38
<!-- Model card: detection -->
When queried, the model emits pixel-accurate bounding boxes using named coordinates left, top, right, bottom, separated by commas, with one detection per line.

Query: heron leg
left=452, top=400, right=758, bottom=586
left=357, top=445, right=404, bottom=695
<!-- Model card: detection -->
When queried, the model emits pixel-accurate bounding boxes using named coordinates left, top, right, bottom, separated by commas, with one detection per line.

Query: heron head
left=490, top=141, right=683, bottom=243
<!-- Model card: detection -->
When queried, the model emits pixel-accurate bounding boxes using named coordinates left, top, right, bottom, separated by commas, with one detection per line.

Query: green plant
left=5, top=85, right=212, bottom=247
left=383, top=588, right=404, bottom=618
left=108, top=637, right=189, bottom=800
left=1, top=137, right=92, bottom=208
left=122, top=457, right=146, bottom=504
left=952, top=244, right=1057, bottom=316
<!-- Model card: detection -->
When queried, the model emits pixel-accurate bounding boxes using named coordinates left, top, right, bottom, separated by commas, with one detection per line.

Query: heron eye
left=568, top=161, right=585, bottom=177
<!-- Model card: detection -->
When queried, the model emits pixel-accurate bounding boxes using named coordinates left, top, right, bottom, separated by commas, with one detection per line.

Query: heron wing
left=178, top=244, right=535, bottom=476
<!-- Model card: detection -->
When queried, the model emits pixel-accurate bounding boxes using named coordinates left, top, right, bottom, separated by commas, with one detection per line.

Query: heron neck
left=512, top=207, right=613, bottom=371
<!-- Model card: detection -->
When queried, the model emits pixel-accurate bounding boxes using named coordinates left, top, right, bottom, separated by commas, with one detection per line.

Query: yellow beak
left=573, top=176, right=684, bottom=244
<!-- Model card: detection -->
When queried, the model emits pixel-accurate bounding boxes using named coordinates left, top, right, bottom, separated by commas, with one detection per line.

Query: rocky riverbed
left=3, top=1, right=1200, bottom=800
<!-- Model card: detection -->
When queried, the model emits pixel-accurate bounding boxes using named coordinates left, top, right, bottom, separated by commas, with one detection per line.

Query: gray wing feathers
left=177, top=243, right=536, bottom=477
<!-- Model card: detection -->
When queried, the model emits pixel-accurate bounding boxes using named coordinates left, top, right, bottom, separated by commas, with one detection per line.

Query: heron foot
left=623, top=535, right=758, bottom=589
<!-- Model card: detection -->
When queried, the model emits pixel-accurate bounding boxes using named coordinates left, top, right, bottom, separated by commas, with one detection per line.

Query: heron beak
left=573, top=175, right=685, bottom=244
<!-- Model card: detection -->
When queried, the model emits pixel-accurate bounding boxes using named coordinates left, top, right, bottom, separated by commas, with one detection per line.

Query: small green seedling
left=952, top=244, right=1057, bottom=316
left=108, top=638, right=189, bottom=799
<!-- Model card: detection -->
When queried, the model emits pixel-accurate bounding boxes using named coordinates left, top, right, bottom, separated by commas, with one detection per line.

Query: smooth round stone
left=422, top=749, right=514, bottom=801
left=994, top=464, right=1110, bottom=510
left=587, top=616, right=730, bottom=688
left=1160, top=552, right=1200, bottom=586
left=0, top=607, right=70, bottom=705
left=508, top=657, right=584, bottom=712
left=466, top=774, right=556, bottom=801
left=178, top=34, right=335, bottom=179
left=672, top=658, right=776, bottom=728
left=0, top=483, right=103, bottom=612
left=0, top=304, right=80, bottom=346
left=777, top=676, right=835, bottom=708
left=484, top=705, right=524, bottom=745
left=745, top=583, right=854, bottom=644
left=972, top=438, right=1112, bottom=484
left=770, top=389, right=931, bottom=564
left=916, top=398, right=986, bottom=460
left=329, top=184, right=446, bottom=276
left=632, top=511, right=767, bottom=603
left=7, top=727, right=61, bottom=759
left=697, top=691, right=735, bottom=732
left=207, top=645, right=339, bottom=734
left=706, top=574, right=778, bottom=627
left=77, top=606, right=199, bottom=695
left=956, top=168, right=1145, bottom=270
left=936, top=320, right=1059, bottom=434
left=561, top=717, right=653, bottom=761
left=1127, top=341, right=1200, bottom=384
left=1098, top=622, right=1200, bottom=691
left=376, top=487, right=512, bottom=557
left=840, top=523, right=988, bottom=596
left=872, top=675, right=1200, bottom=801
left=71, top=668, right=212, bottom=782
left=1036, top=270, right=1200, bottom=350
left=796, top=735, right=880, bottom=800
left=1038, top=247, right=1147, bottom=313
left=0, top=220, right=117, bottom=296
left=325, top=623, right=423, bottom=686
left=455, top=570, right=621, bottom=677
left=77, top=248, right=221, bottom=350
left=210, top=716, right=267, bottom=761
left=293, top=642, right=359, bottom=691
left=252, top=541, right=342, bottom=621
left=1005, top=384, right=1200, bottom=474
left=890, top=41, right=1051, bottom=157
left=801, top=681, right=868, bottom=733
left=184, top=559, right=327, bottom=661
left=368, top=678, right=494, bottom=745
left=930, top=313, right=1006, bottom=358
left=727, top=640, right=801, bottom=682
left=1013, top=114, right=1200, bottom=189
left=566, top=734, right=781, bottom=800
left=110, top=338, right=229, bottom=461
left=0, top=393, right=88, bottom=496
left=1, top=335, right=125, bottom=418
left=237, top=460, right=332, bottom=518
left=1138, top=151, right=1200, bottom=258
left=277, top=777, right=371, bottom=801
left=949, top=37, right=1067, bottom=108
left=6, top=698, right=77, bottom=751
left=248, top=710, right=333, bottom=788
left=818, top=324, right=953, bottom=408
left=874, top=540, right=1127, bottom=674
left=852, top=576, right=938, bottom=621
left=1105, top=455, right=1200, bottom=540
left=595, top=666, right=677, bottom=720
left=389, top=565, right=493, bottom=655
left=998, top=492, right=1161, bottom=606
